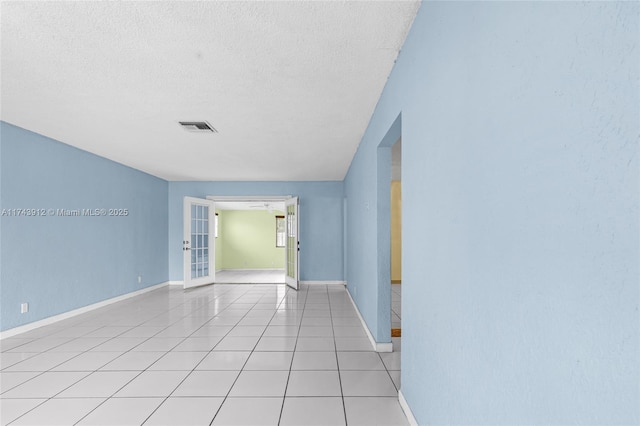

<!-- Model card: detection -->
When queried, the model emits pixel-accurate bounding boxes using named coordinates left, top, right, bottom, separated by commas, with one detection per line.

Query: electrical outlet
left=20, top=303, right=28, bottom=314
left=138, top=275, right=142, bottom=284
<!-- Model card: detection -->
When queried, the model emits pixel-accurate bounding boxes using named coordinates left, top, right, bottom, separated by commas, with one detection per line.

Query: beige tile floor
left=1, top=283, right=405, bottom=425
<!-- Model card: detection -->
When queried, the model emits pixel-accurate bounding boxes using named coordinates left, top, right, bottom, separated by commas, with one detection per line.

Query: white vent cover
left=179, top=121, right=218, bottom=133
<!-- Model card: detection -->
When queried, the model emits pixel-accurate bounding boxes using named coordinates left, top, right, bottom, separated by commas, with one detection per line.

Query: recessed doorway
left=205, top=196, right=299, bottom=290
left=390, top=138, right=402, bottom=338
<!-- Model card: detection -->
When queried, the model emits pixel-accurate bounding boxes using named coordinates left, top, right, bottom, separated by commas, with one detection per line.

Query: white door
left=183, top=196, right=215, bottom=289
left=285, top=197, right=299, bottom=290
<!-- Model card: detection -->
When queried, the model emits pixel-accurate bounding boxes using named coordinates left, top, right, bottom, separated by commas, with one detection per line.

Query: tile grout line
left=2, top=283, right=392, bottom=425
left=210, top=284, right=274, bottom=425
left=200, top=283, right=291, bottom=426
left=4, top=322, right=167, bottom=425
left=106, top=283, right=257, bottom=426
left=3, top=321, right=171, bottom=424
left=14, top=283, right=252, bottom=426
left=188, top=283, right=268, bottom=426
left=276, top=282, right=307, bottom=425
left=328, top=284, right=349, bottom=426
left=68, top=297, right=219, bottom=426
left=66, top=302, right=197, bottom=426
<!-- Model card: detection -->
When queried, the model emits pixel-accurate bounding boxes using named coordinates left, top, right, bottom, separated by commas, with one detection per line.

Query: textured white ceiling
left=1, top=1, right=419, bottom=181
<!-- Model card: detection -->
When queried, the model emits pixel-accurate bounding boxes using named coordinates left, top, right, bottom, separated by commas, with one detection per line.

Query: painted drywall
left=0, top=122, right=169, bottom=332
left=345, top=1, right=638, bottom=424
left=390, top=180, right=401, bottom=282
left=168, top=182, right=343, bottom=282
left=217, top=210, right=285, bottom=270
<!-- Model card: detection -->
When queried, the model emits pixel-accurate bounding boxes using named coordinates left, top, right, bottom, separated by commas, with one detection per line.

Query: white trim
left=346, top=287, right=393, bottom=352
left=399, top=389, right=419, bottom=426
left=206, top=195, right=292, bottom=202
left=377, top=341, right=393, bottom=352
left=168, top=280, right=184, bottom=286
left=300, top=280, right=346, bottom=285
left=0, top=282, right=169, bottom=340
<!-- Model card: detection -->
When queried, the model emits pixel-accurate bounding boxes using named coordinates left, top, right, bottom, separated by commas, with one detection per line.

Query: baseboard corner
left=345, top=287, right=393, bottom=353
left=399, top=389, right=419, bottom=426
left=376, top=342, right=393, bottom=352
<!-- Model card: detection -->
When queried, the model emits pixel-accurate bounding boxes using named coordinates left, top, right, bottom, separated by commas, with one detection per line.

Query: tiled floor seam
left=61, top=295, right=254, bottom=426
left=195, top=284, right=291, bottom=425
left=276, top=284, right=307, bottom=425
left=328, top=285, right=349, bottom=426
left=2, top=282, right=405, bottom=425
left=6, top=370, right=105, bottom=426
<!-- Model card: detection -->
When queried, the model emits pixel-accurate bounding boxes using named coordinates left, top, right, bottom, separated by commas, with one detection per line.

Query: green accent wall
left=217, top=210, right=285, bottom=270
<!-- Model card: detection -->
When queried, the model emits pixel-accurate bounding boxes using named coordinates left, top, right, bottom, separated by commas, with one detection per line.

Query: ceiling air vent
left=179, top=121, right=217, bottom=133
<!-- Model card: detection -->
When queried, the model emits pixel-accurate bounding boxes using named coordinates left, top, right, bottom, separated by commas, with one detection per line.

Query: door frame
left=375, top=114, right=402, bottom=351
left=205, top=195, right=296, bottom=285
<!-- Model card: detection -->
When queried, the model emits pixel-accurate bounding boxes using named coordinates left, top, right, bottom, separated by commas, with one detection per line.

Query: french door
left=183, top=196, right=215, bottom=289
left=285, top=197, right=299, bottom=290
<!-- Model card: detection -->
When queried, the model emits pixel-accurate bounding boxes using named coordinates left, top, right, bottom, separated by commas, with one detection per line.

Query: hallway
left=1, top=284, right=405, bottom=425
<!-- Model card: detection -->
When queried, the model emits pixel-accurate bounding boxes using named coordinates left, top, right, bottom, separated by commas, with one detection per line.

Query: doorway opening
left=375, top=113, right=402, bottom=392
left=213, top=200, right=287, bottom=284
left=207, top=196, right=299, bottom=290
left=374, top=113, right=401, bottom=353
left=183, top=195, right=299, bottom=290
left=390, top=138, right=402, bottom=338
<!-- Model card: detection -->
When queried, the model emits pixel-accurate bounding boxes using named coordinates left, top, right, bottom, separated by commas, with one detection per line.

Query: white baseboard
left=377, top=341, right=393, bottom=352
left=399, top=389, right=419, bottom=426
left=168, top=280, right=184, bottom=286
left=300, top=280, right=346, bottom=285
left=345, top=287, right=393, bottom=353
left=0, top=282, right=169, bottom=340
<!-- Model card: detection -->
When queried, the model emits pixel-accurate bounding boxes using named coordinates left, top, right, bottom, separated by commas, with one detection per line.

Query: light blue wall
left=345, top=1, right=638, bottom=424
left=0, top=122, right=169, bottom=332
left=168, top=181, right=344, bottom=282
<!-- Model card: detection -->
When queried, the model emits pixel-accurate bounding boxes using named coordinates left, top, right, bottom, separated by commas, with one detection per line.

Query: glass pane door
left=285, top=197, right=299, bottom=290
left=183, top=197, right=215, bottom=289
